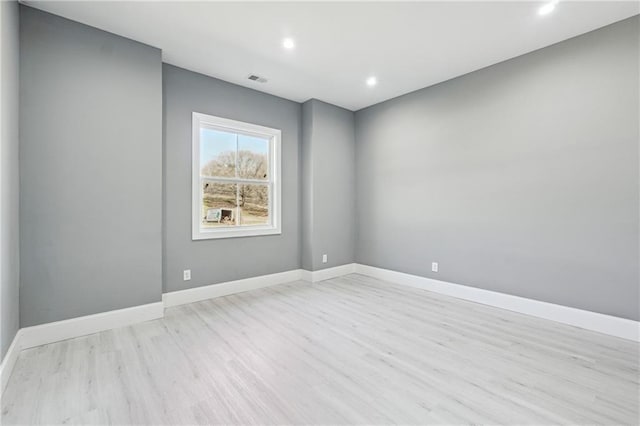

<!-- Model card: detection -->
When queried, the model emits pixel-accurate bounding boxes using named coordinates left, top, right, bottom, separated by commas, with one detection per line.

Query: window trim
left=192, top=112, right=282, bottom=240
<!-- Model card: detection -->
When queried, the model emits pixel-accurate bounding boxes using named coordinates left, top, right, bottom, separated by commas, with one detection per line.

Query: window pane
left=202, top=182, right=237, bottom=228
left=239, top=184, right=269, bottom=226
left=238, top=134, right=269, bottom=180
left=200, top=128, right=236, bottom=177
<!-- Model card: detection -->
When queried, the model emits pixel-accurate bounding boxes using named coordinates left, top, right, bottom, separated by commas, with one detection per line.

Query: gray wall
left=1, top=0, right=20, bottom=358
left=301, top=99, right=355, bottom=270
left=163, top=64, right=301, bottom=293
left=12, top=7, right=638, bottom=328
left=355, top=16, right=639, bottom=320
left=19, top=7, right=163, bottom=326
left=301, top=101, right=314, bottom=271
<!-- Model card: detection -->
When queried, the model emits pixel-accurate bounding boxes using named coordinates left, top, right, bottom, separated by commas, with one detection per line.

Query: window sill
left=192, top=226, right=281, bottom=240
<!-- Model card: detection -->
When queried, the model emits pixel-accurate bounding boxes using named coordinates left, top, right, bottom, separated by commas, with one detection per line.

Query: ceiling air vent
left=248, top=74, right=268, bottom=83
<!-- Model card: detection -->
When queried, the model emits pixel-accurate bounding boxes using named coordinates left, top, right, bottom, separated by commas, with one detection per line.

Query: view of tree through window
left=199, top=128, right=270, bottom=229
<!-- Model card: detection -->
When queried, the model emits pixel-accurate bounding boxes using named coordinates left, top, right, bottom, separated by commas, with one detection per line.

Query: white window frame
left=192, top=112, right=281, bottom=240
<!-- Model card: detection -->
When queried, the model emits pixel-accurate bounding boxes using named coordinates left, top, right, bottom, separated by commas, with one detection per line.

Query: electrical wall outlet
left=322, top=254, right=328, bottom=264
left=431, top=262, right=438, bottom=273
left=183, top=269, right=191, bottom=281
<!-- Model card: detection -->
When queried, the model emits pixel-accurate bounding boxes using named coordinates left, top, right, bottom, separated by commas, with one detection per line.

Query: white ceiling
left=23, top=1, right=639, bottom=111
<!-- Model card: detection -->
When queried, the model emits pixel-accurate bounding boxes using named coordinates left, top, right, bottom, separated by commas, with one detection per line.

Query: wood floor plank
left=2, top=274, right=638, bottom=425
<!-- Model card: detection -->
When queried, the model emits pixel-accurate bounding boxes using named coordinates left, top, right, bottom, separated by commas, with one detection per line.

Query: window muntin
left=192, top=113, right=281, bottom=240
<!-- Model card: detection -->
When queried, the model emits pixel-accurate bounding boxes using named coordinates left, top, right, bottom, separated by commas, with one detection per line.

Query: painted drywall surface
left=355, top=17, right=639, bottom=320
left=19, top=7, right=163, bottom=327
left=301, top=99, right=355, bottom=270
left=0, top=0, right=20, bottom=358
left=163, top=64, right=301, bottom=293
left=301, top=101, right=314, bottom=271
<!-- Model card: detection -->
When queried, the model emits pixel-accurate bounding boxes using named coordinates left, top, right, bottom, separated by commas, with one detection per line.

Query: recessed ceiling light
left=538, top=0, right=559, bottom=16
left=366, top=76, right=377, bottom=87
left=282, top=38, right=295, bottom=49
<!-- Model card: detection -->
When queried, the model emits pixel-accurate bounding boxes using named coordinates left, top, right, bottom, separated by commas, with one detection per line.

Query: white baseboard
left=355, top=264, right=640, bottom=342
left=1, top=301, right=163, bottom=395
left=3, top=263, right=637, bottom=396
left=19, top=302, right=165, bottom=351
left=162, top=269, right=303, bottom=308
left=0, top=329, right=23, bottom=395
left=301, top=263, right=356, bottom=283
left=2, top=269, right=304, bottom=391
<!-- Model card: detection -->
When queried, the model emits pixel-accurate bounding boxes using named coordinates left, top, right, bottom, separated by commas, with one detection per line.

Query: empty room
left=0, top=0, right=639, bottom=424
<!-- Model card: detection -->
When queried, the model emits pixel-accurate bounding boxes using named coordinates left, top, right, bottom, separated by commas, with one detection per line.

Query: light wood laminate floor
left=2, top=274, right=639, bottom=425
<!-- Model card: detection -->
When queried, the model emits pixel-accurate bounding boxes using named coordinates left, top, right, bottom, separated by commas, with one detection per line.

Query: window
left=192, top=113, right=281, bottom=240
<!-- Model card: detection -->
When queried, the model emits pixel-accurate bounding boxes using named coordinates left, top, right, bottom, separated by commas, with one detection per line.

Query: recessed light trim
left=538, top=0, right=559, bottom=16
left=282, top=38, right=295, bottom=49
left=366, top=76, right=377, bottom=87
